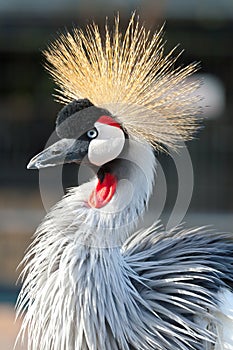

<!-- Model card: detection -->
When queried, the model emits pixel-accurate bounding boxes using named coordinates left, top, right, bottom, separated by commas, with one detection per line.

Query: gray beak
left=27, top=138, right=89, bottom=169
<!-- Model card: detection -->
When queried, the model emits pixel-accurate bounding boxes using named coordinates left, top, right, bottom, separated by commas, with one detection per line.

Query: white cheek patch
left=88, top=122, right=125, bottom=166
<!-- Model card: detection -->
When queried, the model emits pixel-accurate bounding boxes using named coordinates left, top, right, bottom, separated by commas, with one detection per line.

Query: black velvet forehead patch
left=55, top=99, right=112, bottom=139
left=56, top=99, right=94, bottom=126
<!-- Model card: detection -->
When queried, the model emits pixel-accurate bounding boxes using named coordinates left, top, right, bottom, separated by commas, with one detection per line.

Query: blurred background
left=0, top=0, right=232, bottom=348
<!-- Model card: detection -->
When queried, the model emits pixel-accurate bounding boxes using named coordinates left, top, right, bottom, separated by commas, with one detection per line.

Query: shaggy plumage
left=16, top=211, right=233, bottom=349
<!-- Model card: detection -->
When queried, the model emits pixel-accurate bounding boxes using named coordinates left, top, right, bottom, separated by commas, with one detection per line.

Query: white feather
left=214, top=289, right=233, bottom=350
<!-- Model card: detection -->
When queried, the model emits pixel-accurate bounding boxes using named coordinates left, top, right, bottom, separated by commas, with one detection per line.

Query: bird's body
left=17, top=14, right=233, bottom=350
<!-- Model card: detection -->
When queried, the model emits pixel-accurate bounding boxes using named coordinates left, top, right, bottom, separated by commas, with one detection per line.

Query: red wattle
left=88, top=173, right=117, bottom=208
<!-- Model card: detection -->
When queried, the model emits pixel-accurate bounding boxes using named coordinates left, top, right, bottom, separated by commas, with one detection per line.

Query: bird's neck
left=62, top=139, right=156, bottom=248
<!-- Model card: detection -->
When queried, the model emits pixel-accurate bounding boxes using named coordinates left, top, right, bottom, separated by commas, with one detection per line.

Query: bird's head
left=28, top=15, right=201, bottom=172
left=27, top=98, right=126, bottom=170
left=33, top=14, right=202, bottom=168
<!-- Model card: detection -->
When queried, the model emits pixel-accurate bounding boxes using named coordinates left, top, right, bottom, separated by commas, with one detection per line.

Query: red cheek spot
left=88, top=173, right=117, bottom=208
left=97, top=115, right=121, bottom=128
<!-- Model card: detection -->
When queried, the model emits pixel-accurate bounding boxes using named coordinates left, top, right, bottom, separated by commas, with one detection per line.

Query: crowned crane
left=16, top=14, right=233, bottom=350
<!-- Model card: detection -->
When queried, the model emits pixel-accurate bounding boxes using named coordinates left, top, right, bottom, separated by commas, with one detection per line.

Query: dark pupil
left=87, top=129, right=97, bottom=138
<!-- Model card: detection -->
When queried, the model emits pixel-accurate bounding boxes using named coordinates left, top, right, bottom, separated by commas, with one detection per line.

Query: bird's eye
left=87, top=128, right=98, bottom=139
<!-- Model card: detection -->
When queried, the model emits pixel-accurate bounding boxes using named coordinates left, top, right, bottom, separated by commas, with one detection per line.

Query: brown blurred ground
left=0, top=189, right=44, bottom=286
left=0, top=304, right=26, bottom=350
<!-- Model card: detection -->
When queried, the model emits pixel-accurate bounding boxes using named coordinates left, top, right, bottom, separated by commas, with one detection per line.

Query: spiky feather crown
left=44, top=14, right=200, bottom=151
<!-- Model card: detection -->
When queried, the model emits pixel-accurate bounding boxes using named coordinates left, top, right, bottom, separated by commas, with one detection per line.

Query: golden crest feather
left=44, top=13, right=201, bottom=151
